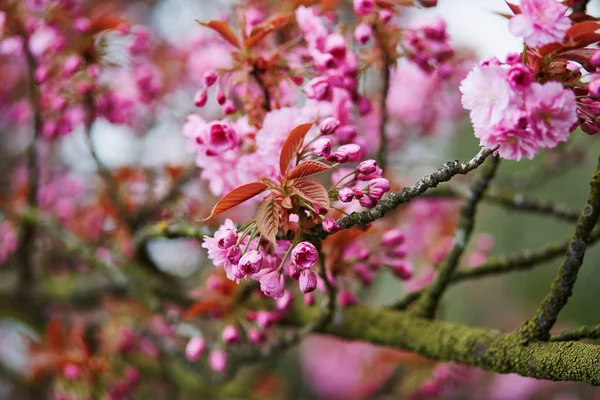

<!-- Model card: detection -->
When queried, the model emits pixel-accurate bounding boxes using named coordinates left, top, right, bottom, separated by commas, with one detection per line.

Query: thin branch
left=314, top=147, right=495, bottom=239
left=251, top=70, right=271, bottom=112
left=426, top=186, right=580, bottom=223
left=551, top=324, right=600, bottom=342
left=392, top=227, right=600, bottom=310
left=373, top=24, right=391, bottom=170
left=519, top=155, right=600, bottom=341
left=410, top=156, right=500, bottom=318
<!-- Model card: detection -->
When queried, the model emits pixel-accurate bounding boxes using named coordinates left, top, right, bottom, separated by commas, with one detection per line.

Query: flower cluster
left=403, top=17, right=454, bottom=75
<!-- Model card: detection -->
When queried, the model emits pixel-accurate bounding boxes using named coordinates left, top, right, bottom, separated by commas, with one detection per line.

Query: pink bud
left=353, top=189, right=364, bottom=199
left=379, top=8, right=393, bottom=24
left=194, top=89, right=208, bottom=107
left=357, top=96, right=372, bottom=116
left=319, top=117, right=341, bottom=135
left=589, top=80, right=600, bottom=98
left=276, top=290, right=292, bottom=310
left=222, top=100, right=237, bottom=115
left=323, top=217, right=340, bottom=233
left=74, top=17, right=91, bottom=33
left=292, top=242, right=319, bottom=269
left=359, top=195, right=376, bottom=209
left=336, top=125, right=357, bottom=143
left=591, top=50, right=600, bottom=69
left=34, top=65, right=49, bottom=84
left=304, top=77, right=331, bottom=101
left=304, top=292, right=315, bottom=305
left=227, top=245, right=241, bottom=264
left=389, top=261, right=414, bottom=280
left=369, top=178, right=390, bottom=194
left=325, top=33, right=347, bottom=59
left=388, top=245, right=407, bottom=258
left=125, top=367, right=140, bottom=386
left=337, top=144, right=362, bottom=162
left=63, top=363, right=80, bottom=380
left=203, top=71, right=217, bottom=87
left=216, top=90, right=226, bottom=105
left=299, top=270, right=318, bottom=293
left=338, top=187, right=354, bottom=203
left=353, top=0, right=375, bottom=16
left=507, top=64, right=532, bottom=90
left=312, top=138, right=332, bottom=156
left=217, top=229, right=238, bottom=249
left=354, top=263, right=375, bottom=285
left=208, top=349, right=227, bottom=372
left=339, top=290, right=357, bottom=306
left=357, top=166, right=382, bottom=181
left=248, top=328, right=265, bottom=344
left=256, top=269, right=285, bottom=299
left=221, top=325, right=240, bottom=344
left=325, top=151, right=348, bottom=163
left=185, top=337, right=206, bottom=361
left=505, top=52, right=521, bottom=65
left=238, top=250, right=263, bottom=276
left=288, top=261, right=300, bottom=280
left=255, top=310, right=279, bottom=329
left=382, top=229, right=405, bottom=247
left=354, top=23, right=372, bottom=45
left=357, top=160, right=377, bottom=175
left=314, top=203, right=329, bottom=215
left=62, top=55, right=81, bottom=77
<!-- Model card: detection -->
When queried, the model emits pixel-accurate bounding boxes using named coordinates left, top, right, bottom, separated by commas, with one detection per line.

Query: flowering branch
left=519, top=155, right=600, bottom=341
left=316, top=147, right=495, bottom=238
left=411, top=156, right=500, bottom=318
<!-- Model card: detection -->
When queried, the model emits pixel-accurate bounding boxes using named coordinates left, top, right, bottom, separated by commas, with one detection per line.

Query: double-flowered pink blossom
left=460, top=63, right=577, bottom=161
left=508, top=0, right=571, bottom=48
left=292, top=242, right=319, bottom=269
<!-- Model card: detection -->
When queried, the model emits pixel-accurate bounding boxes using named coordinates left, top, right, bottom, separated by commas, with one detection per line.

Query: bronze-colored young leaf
left=279, top=122, right=313, bottom=175
left=197, top=20, right=241, bottom=48
left=256, top=197, right=280, bottom=244
left=201, top=182, right=267, bottom=221
left=287, top=160, right=332, bottom=180
left=245, top=13, right=289, bottom=49
left=289, top=179, right=330, bottom=208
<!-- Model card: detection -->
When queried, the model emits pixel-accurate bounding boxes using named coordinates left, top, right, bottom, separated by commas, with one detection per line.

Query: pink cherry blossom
left=508, top=0, right=571, bottom=48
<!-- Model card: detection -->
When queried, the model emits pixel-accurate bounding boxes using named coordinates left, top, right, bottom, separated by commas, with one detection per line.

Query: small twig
left=519, top=155, right=600, bottom=341
left=551, top=324, right=600, bottom=342
left=314, top=147, right=495, bottom=239
left=373, top=24, right=392, bottom=170
left=410, top=156, right=500, bottom=318
left=392, top=226, right=600, bottom=310
left=251, top=70, right=271, bottom=112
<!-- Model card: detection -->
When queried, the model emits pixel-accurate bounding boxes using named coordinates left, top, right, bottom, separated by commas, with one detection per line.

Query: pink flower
left=305, top=77, right=332, bottom=101
left=526, top=82, right=577, bottom=149
left=508, top=0, right=571, bottom=48
left=254, top=269, right=285, bottom=299
left=354, top=0, right=375, bottom=16
left=299, top=270, right=318, bottom=293
left=460, top=65, right=513, bottom=129
left=63, top=363, right=80, bottom=380
left=382, top=229, right=405, bottom=247
left=292, top=242, right=319, bottom=269
left=208, top=349, right=227, bottom=372
left=355, top=23, right=372, bottom=45
left=507, top=64, right=533, bottom=90
left=338, top=187, right=354, bottom=203
left=339, top=290, right=357, bottom=306
left=203, top=71, right=217, bottom=87
left=221, top=325, right=240, bottom=344
left=357, top=160, right=377, bottom=175
left=248, top=328, right=265, bottom=344
left=216, top=229, right=238, bottom=249
left=325, top=34, right=347, bottom=59
left=313, top=138, right=332, bottom=156
left=319, top=117, right=340, bottom=134
left=478, top=123, right=540, bottom=161
left=238, top=250, right=263, bottom=277
left=185, top=337, right=206, bottom=361
left=323, top=217, right=340, bottom=233
left=337, top=144, right=362, bottom=162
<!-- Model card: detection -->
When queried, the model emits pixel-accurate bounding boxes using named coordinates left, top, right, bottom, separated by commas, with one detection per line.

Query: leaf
left=279, top=123, right=313, bottom=175
left=197, top=20, right=241, bottom=48
left=505, top=1, right=521, bottom=14
left=46, top=319, right=64, bottom=351
left=256, top=198, right=280, bottom=244
left=289, top=179, right=330, bottom=208
left=245, top=14, right=290, bottom=49
left=287, top=160, right=332, bottom=180
left=184, top=299, right=222, bottom=319
left=566, top=21, right=600, bottom=48
left=201, top=182, right=267, bottom=221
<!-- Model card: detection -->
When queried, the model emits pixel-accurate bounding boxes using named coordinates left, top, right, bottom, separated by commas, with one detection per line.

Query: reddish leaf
left=505, top=1, right=521, bottom=14
left=287, top=160, right=332, bottom=180
left=197, top=20, right=241, bottom=48
left=245, top=14, right=290, bottom=49
left=566, top=21, right=600, bottom=48
left=184, top=299, right=222, bottom=319
left=201, top=182, right=267, bottom=221
left=256, top=197, right=280, bottom=244
left=279, top=123, right=313, bottom=175
left=46, top=319, right=64, bottom=351
left=290, top=179, right=330, bottom=208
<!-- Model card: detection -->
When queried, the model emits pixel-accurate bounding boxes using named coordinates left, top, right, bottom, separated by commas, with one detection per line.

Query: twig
left=315, top=147, right=495, bottom=238
left=519, top=155, right=600, bottom=341
left=373, top=24, right=392, bottom=170
left=551, top=324, right=600, bottom=342
left=392, top=227, right=600, bottom=310
left=410, top=156, right=500, bottom=318
left=251, top=70, right=271, bottom=112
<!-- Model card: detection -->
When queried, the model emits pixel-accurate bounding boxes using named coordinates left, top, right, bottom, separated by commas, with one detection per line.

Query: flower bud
left=591, top=50, right=600, bottom=69
left=292, top=242, right=319, bottom=269
left=389, top=261, right=414, bottom=280
left=222, top=100, right=237, bottom=115
left=238, top=250, right=263, bottom=276
left=337, top=144, right=362, bottom=162
left=63, top=55, right=81, bottom=77
left=314, top=203, right=329, bottom=215
left=353, top=189, right=365, bottom=199
left=379, top=8, right=393, bottom=24
left=353, top=0, right=375, bottom=15
left=216, top=90, right=226, bottom=105
left=339, top=290, right=357, bottom=306
left=507, top=63, right=532, bottom=90
left=208, top=349, right=227, bottom=372
left=325, top=33, right=347, bottom=59
left=325, top=151, right=348, bottom=163
left=505, top=52, right=521, bottom=65
left=338, top=187, right=354, bottom=203
left=357, top=160, right=377, bottom=175
left=382, top=229, right=405, bottom=247
left=203, top=71, right=217, bottom=87
left=299, top=270, right=318, bottom=293
left=226, top=245, right=241, bottom=265
left=288, top=262, right=300, bottom=280
left=304, top=77, right=331, bottom=101
left=304, top=292, right=315, bottom=305
left=589, top=80, right=600, bottom=98
left=322, top=217, right=340, bottom=233
left=185, top=337, right=206, bottom=361
left=276, top=291, right=292, bottom=310
left=221, top=325, right=240, bottom=344
left=63, top=363, right=80, bottom=380
left=217, top=229, right=238, bottom=249
left=248, top=328, right=265, bottom=344
left=319, top=117, right=341, bottom=135
left=359, top=195, right=376, bottom=209
left=194, top=89, right=207, bottom=107
left=312, top=138, right=332, bottom=156
left=355, top=23, right=372, bottom=45
left=357, top=96, right=372, bottom=116
left=257, top=269, right=285, bottom=299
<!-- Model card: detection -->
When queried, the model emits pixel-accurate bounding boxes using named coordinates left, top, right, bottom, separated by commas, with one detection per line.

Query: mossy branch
left=519, top=155, right=600, bottom=341
left=551, top=325, right=600, bottom=342
left=411, top=156, right=500, bottom=318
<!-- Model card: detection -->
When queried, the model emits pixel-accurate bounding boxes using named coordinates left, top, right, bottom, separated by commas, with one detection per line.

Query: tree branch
left=285, top=304, right=600, bottom=385
left=315, top=147, right=495, bottom=239
left=410, top=156, right=500, bottom=318
left=519, top=155, right=600, bottom=341
left=551, top=325, right=600, bottom=342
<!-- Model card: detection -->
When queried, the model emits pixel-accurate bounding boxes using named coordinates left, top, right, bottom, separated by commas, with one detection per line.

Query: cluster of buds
left=576, top=49, right=600, bottom=135
left=193, top=70, right=236, bottom=115
left=403, top=17, right=454, bottom=75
